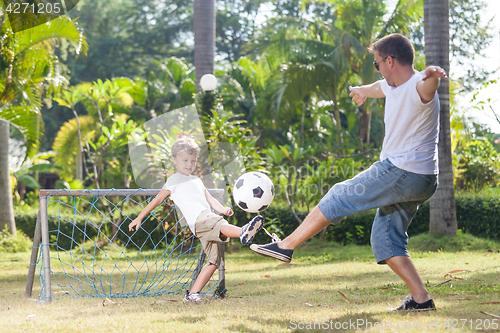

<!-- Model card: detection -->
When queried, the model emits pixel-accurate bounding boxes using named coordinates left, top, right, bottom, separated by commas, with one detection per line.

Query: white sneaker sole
left=249, top=244, right=292, bottom=263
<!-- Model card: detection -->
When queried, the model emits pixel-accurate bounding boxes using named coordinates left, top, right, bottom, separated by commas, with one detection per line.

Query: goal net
left=25, top=188, right=226, bottom=303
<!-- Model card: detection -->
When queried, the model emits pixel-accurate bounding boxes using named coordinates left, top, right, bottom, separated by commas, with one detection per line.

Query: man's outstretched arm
left=416, top=66, right=448, bottom=104
left=348, top=80, right=386, bottom=106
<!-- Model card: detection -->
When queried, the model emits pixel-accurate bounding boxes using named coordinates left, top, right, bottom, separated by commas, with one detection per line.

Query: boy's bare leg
left=190, top=263, right=218, bottom=293
left=279, top=205, right=331, bottom=250
left=385, top=256, right=431, bottom=303
left=219, top=224, right=241, bottom=238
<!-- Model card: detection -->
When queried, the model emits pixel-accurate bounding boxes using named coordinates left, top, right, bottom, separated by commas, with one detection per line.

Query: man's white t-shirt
left=162, top=173, right=210, bottom=233
left=379, top=71, right=440, bottom=175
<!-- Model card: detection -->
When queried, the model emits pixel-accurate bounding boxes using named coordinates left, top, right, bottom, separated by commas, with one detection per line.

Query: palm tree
left=0, top=14, right=87, bottom=234
left=250, top=17, right=365, bottom=148
left=336, top=0, right=423, bottom=144
left=194, top=0, right=216, bottom=91
left=424, top=0, right=458, bottom=235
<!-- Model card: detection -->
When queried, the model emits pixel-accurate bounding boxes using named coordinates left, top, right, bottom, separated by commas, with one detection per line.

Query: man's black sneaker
left=240, top=215, right=264, bottom=246
left=391, top=296, right=436, bottom=311
left=250, top=242, right=293, bottom=263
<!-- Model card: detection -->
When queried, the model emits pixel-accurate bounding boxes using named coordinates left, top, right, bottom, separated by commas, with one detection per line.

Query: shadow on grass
left=226, top=316, right=290, bottom=333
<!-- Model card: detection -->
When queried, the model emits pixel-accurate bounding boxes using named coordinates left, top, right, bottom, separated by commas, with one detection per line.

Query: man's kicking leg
left=250, top=205, right=330, bottom=262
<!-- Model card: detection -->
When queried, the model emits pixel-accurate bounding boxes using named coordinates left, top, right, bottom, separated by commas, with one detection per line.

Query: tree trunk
left=0, top=120, right=16, bottom=236
left=424, top=0, right=458, bottom=235
left=359, top=104, right=371, bottom=144
left=194, top=0, right=216, bottom=92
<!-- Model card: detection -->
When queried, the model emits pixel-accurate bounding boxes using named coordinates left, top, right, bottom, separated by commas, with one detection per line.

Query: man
left=250, top=33, right=447, bottom=311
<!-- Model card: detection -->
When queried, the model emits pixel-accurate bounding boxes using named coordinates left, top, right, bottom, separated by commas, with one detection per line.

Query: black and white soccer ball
left=233, top=172, right=274, bottom=213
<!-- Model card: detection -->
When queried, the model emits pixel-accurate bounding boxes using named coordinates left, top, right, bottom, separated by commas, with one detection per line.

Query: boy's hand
left=129, top=218, right=142, bottom=232
left=223, top=207, right=234, bottom=216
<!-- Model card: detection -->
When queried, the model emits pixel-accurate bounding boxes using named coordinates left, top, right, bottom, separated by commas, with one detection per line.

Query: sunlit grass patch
left=1, top=238, right=499, bottom=332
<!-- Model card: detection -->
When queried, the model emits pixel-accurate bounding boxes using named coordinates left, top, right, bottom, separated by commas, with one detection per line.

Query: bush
left=0, top=230, right=32, bottom=253
left=408, top=229, right=500, bottom=252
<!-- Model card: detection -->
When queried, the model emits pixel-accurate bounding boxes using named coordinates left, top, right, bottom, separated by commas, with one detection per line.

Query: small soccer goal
left=25, top=189, right=227, bottom=303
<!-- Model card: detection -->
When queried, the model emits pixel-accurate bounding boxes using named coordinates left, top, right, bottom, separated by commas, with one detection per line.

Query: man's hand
left=422, top=66, right=448, bottom=81
left=417, top=66, right=448, bottom=103
left=129, top=218, right=142, bottom=232
left=222, top=207, right=234, bottom=216
left=349, top=86, right=367, bottom=106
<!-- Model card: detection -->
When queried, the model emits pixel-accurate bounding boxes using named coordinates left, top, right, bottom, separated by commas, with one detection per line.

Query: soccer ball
left=233, top=172, right=274, bottom=213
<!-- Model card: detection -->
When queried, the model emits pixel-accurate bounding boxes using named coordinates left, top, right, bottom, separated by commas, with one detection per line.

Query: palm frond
left=0, top=105, right=42, bottom=159
left=14, top=15, right=88, bottom=56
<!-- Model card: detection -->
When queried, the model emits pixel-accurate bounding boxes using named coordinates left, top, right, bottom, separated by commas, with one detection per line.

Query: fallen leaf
left=480, top=311, right=500, bottom=319
left=26, top=314, right=35, bottom=322
left=305, top=303, right=313, bottom=307
left=480, top=302, right=500, bottom=305
left=166, top=300, right=178, bottom=303
left=448, top=269, right=470, bottom=274
left=103, top=298, right=117, bottom=306
left=233, top=283, right=244, bottom=286
left=431, top=279, right=452, bottom=288
left=289, top=294, right=296, bottom=298
left=264, top=274, right=271, bottom=278
left=338, top=291, right=349, bottom=304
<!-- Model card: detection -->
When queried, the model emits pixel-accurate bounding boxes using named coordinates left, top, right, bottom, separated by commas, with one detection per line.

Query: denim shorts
left=318, top=159, right=437, bottom=264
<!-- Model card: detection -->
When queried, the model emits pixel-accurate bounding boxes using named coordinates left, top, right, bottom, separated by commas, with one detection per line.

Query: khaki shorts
left=195, top=210, right=229, bottom=267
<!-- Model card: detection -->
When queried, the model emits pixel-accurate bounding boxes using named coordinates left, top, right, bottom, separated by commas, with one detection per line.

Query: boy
left=129, top=134, right=264, bottom=303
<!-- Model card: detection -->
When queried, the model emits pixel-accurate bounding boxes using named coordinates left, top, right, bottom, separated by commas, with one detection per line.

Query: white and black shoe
left=240, top=215, right=264, bottom=246
left=183, top=290, right=203, bottom=303
left=390, top=295, right=436, bottom=311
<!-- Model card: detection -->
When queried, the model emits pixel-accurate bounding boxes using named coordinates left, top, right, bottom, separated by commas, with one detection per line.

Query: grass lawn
left=1, top=234, right=500, bottom=332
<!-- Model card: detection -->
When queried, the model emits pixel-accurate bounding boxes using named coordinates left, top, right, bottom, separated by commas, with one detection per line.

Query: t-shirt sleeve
left=162, top=175, right=176, bottom=192
left=380, top=79, right=390, bottom=96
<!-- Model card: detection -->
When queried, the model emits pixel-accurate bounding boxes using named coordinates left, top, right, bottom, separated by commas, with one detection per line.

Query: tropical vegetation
left=2, top=0, right=499, bottom=241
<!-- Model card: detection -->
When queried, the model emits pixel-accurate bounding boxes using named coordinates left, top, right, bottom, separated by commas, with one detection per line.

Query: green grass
left=1, top=236, right=500, bottom=332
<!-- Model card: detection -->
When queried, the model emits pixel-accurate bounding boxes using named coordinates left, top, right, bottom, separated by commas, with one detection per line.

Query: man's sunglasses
left=373, top=56, right=396, bottom=71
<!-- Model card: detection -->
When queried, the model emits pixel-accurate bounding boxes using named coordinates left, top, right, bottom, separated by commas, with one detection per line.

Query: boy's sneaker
left=183, top=290, right=203, bottom=303
left=250, top=242, right=294, bottom=263
left=391, top=295, right=436, bottom=311
left=240, top=215, right=264, bottom=246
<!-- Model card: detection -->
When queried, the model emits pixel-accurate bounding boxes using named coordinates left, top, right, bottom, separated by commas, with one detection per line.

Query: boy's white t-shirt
left=162, top=173, right=210, bottom=233
left=379, top=71, right=440, bottom=175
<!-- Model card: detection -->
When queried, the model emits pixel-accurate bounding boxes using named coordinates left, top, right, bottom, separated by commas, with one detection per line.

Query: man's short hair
left=171, top=134, right=200, bottom=157
left=371, top=33, right=415, bottom=66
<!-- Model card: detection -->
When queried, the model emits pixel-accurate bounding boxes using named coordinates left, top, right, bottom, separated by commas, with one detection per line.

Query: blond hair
left=171, top=134, right=200, bottom=157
